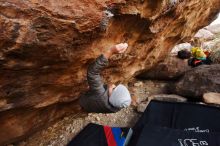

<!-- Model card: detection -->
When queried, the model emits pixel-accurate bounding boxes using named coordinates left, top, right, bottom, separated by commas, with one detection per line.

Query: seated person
left=191, top=47, right=207, bottom=60
left=188, top=47, right=212, bottom=67
left=80, top=43, right=131, bottom=113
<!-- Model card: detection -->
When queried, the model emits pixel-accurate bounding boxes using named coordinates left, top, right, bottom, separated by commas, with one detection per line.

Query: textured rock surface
left=0, top=102, right=82, bottom=145
left=137, top=55, right=191, bottom=80
left=175, top=64, right=220, bottom=98
left=128, top=79, right=174, bottom=104
left=137, top=94, right=187, bottom=112
left=0, top=0, right=220, bottom=144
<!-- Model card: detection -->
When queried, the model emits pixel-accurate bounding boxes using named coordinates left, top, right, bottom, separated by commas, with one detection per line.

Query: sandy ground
left=16, top=106, right=140, bottom=146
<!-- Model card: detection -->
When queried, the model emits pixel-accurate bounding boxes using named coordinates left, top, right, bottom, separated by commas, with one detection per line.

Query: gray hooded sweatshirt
left=79, top=54, right=120, bottom=113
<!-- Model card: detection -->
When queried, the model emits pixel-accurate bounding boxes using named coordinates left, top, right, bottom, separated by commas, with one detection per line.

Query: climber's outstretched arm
left=87, top=43, right=128, bottom=94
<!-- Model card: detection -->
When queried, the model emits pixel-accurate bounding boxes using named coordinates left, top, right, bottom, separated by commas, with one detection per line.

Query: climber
left=79, top=43, right=131, bottom=113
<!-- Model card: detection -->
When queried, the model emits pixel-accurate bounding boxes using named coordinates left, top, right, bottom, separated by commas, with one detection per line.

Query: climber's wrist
left=103, top=49, right=113, bottom=59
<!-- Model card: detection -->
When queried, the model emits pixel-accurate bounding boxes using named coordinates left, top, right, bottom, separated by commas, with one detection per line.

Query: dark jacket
left=79, top=54, right=120, bottom=113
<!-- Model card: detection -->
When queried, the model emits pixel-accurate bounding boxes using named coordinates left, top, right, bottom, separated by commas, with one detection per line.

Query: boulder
left=174, top=64, right=220, bottom=98
left=137, top=56, right=191, bottom=80
left=201, top=38, right=220, bottom=50
left=210, top=48, right=220, bottom=64
left=0, top=0, right=220, bottom=144
left=205, top=24, right=220, bottom=34
left=194, top=28, right=215, bottom=40
left=137, top=102, right=148, bottom=113
left=203, top=92, right=220, bottom=105
left=147, top=94, right=187, bottom=102
left=171, top=43, right=192, bottom=54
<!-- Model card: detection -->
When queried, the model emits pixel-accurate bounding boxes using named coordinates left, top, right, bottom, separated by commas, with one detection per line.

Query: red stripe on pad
left=104, top=126, right=117, bottom=146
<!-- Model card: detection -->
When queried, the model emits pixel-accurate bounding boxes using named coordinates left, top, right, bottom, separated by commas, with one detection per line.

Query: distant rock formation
left=194, top=29, right=215, bottom=40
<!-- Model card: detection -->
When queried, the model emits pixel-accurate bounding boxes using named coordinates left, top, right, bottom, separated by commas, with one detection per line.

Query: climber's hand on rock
left=103, top=43, right=128, bottom=59
left=110, top=43, right=128, bottom=54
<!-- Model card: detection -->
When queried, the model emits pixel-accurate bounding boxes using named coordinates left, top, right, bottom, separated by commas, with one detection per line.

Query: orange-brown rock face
left=0, top=0, right=220, bottom=144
